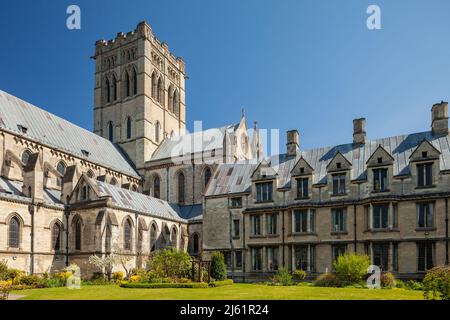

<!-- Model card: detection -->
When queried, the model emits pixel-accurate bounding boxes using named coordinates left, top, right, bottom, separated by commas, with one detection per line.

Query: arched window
left=52, top=222, right=62, bottom=251
left=21, top=149, right=32, bottom=165
left=74, top=217, right=82, bottom=250
left=81, top=185, right=88, bottom=200
left=112, top=74, right=117, bottom=101
left=105, top=77, right=111, bottom=103
left=204, top=167, right=212, bottom=190
left=173, top=89, right=180, bottom=116
left=155, top=121, right=160, bottom=143
left=124, top=219, right=132, bottom=251
left=108, top=121, right=114, bottom=142
left=56, top=161, right=66, bottom=176
left=137, top=223, right=143, bottom=252
left=168, top=85, right=174, bottom=112
left=151, top=72, right=157, bottom=98
left=105, top=219, right=112, bottom=253
left=150, top=223, right=157, bottom=252
left=192, top=233, right=199, bottom=254
left=132, top=68, right=138, bottom=95
left=164, top=225, right=171, bottom=247
left=171, top=227, right=178, bottom=248
left=178, top=172, right=185, bottom=204
left=153, top=175, right=160, bottom=199
left=126, top=117, right=132, bottom=139
left=125, top=71, right=130, bottom=97
left=8, top=216, right=20, bottom=248
left=157, top=77, right=163, bottom=103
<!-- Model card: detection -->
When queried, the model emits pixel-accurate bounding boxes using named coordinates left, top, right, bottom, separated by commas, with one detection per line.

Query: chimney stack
left=286, top=130, right=299, bottom=157
left=431, top=101, right=449, bottom=136
left=353, top=118, right=366, bottom=145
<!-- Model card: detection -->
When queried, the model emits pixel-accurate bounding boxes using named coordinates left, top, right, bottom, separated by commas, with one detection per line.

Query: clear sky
left=1, top=0, right=450, bottom=153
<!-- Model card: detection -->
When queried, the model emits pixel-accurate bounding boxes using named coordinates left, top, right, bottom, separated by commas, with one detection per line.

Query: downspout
left=242, top=194, right=247, bottom=282
left=192, top=161, right=195, bottom=204
left=446, top=198, right=449, bottom=265
left=166, top=167, right=170, bottom=201
left=228, top=197, right=235, bottom=279
left=353, top=204, right=357, bottom=252
left=29, top=203, right=35, bottom=275
left=282, top=191, right=286, bottom=268
left=65, top=206, right=70, bottom=267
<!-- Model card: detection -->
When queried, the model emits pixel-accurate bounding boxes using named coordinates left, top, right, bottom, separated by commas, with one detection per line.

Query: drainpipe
left=29, top=203, right=35, bottom=275
left=353, top=204, right=357, bottom=252
left=65, top=207, right=70, bottom=267
left=282, top=191, right=286, bottom=268
left=446, top=198, right=449, bottom=265
left=166, top=167, right=170, bottom=201
left=192, top=162, right=195, bottom=204
left=242, top=195, right=247, bottom=282
left=228, top=197, right=235, bottom=279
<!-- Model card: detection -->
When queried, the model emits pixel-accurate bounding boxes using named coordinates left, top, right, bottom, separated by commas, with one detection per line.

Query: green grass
left=12, top=283, right=424, bottom=300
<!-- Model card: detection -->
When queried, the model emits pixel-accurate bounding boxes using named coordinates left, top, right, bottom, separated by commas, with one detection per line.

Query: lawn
left=12, top=283, right=424, bottom=300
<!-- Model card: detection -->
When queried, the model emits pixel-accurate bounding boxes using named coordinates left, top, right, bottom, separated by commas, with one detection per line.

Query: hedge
left=119, top=281, right=209, bottom=289
left=209, top=279, right=234, bottom=287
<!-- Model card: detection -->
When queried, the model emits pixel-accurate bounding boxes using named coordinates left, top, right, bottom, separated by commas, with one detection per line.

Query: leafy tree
left=423, top=266, right=450, bottom=300
left=333, top=253, right=370, bottom=285
left=210, top=252, right=227, bottom=281
left=273, top=268, right=293, bottom=286
left=148, top=248, right=191, bottom=279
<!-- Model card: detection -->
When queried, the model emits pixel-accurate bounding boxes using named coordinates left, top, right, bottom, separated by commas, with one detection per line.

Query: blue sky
left=1, top=0, right=450, bottom=152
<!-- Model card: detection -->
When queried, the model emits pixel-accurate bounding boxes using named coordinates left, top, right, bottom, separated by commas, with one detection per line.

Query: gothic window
left=151, top=72, right=157, bottom=98
left=191, top=233, right=199, bottom=255
left=132, top=67, right=138, bottom=95
left=124, top=71, right=130, bottom=97
left=105, top=77, right=111, bottom=103
left=153, top=175, right=160, bottom=199
left=124, top=218, right=133, bottom=251
left=112, top=74, right=117, bottom=101
left=157, top=77, right=163, bottom=104
left=178, top=172, right=185, bottom=204
left=21, top=149, right=32, bottom=165
left=137, top=224, right=143, bottom=252
left=105, top=219, right=112, bottom=253
left=150, top=223, right=157, bottom=252
left=74, top=217, right=82, bottom=250
left=56, top=161, right=66, bottom=176
left=155, top=121, right=160, bottom=143
left=168, top=85, right=174, bottom=112
left=173, top=89, right=180, bottom=116
left=52, top=222, right=62, bottom=251
left=126, top=116, right=132, bottom=139
left=171, top=226, right=178, bottom=248
left=108, top=121, right=114, bottom=142
left=8, top=216, right=20, bottom=248
left=203, top=167, right=212, bottom=190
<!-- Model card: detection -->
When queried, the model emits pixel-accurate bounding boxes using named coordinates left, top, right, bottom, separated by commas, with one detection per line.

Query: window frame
left=255, top=181, right=273, bottom=203
left=332, top=173, right=346, bottom=196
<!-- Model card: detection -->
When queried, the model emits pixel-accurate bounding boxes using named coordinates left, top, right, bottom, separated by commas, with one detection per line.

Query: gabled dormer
left=366, top=145, right=394, bottom=193
left=69, top=174, right=101, bottom=204
left=409, top=139, right=441, bottom=189
left=251, top=159, right=277, bottom=203
left=326, top=152, right=352, bottom=196
left=291, top=157, right=314, bottom=199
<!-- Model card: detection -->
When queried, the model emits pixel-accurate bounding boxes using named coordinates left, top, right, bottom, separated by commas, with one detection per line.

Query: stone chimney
left=353, top=118, right=366, bottom=145
left=431, top=101, right=449, bottom=136
left=286, top=130, right=299, bottom=157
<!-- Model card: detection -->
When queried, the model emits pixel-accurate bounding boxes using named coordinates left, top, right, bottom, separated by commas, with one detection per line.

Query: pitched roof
left=150, top=124, right=238, bottom=161
left=205, top=131, right=450, bottom=196
left=0, top=90, right=139, bottom=178
left=85, top=176, right=186, bottom=222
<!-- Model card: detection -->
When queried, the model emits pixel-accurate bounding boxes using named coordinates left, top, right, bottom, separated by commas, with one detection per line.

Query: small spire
left=241, top=108, right=245, bottom=118
left=254, top=121, right=258, bottom=129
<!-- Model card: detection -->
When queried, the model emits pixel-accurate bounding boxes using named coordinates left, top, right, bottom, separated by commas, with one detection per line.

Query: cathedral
left=1, top=21, right=450, bottom=280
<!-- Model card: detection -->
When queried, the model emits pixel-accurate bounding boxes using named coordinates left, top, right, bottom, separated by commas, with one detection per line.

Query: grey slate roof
left=170, top=204, right=203, bottom=221
left=150, top=124, right=238, bottom=161
left=0, top=90, right=139, bottom=178
left=206, top=131, right=450, bottom=196
left=87, top=177, right=186, bottom=222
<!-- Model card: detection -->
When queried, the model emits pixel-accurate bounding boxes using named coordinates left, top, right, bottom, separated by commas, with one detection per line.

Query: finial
left=254, top=121, right=258, bottom=129
left=241, top=108, right=245, bottom=118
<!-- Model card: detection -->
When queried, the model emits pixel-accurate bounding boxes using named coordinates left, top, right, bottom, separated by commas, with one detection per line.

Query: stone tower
left=93, top=21, right=186, bottom=171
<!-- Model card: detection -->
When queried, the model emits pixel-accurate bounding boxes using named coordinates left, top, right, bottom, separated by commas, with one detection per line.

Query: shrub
left=129, top=275, right=141, bottom=283
left=148, top=248, right=191, bottom=280
left=112, top=271, right=124, bottom=282
left=0, top=260, right=8, bottom=281
left=19, top=275, right=41, bottom=286
left=0, top=280, right=13, bottom=300
left=272, top=267, right=293, bottom=286
left=119, top=281, right=209, bottom=289
left=314, top=273, right=341, bottom=287
left=380, top=272, right=396, bottom=288
left=405, top=280, right=424, bottom=291
left=209, top=279, right=234, bottom=287
left=423, top=266, right=450, bottom=300
left=395, top=279, right=405, bottom=289
left=7, top=269, right=24, bottom=283
left=293, top=269, right=307, bottom=281
left=333, top=253, right=370, bottom=285
left=210, top=252, right=227, bottom=281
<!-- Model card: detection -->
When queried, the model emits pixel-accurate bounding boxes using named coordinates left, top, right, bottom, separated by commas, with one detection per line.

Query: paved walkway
left=6, top=294, right=25, bottom=300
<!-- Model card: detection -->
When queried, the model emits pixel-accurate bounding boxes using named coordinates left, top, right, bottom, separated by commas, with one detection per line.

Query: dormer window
left=81, top=149, right=90, bottom=157
left=422, top=151, right=428, bottom=158
left=256, top=182, right=273, bottom=202
left=377, top=157, right=383, bottom=164
left=17, top=124, right=28, bottom=134
left=417, top=163, right=432, bottom=187
left=373, top=168, right=388, bottom=192
left=296, top=177, right=309, bottom=198
left=300, top=168, right=305, bottom=174
left=336, top=162, right=341, bottom=169
left=332, top=173, right=346, bottom=195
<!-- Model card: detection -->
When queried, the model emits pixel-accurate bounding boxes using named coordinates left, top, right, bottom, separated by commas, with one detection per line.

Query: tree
left=333, top=253, right=370, bottom=285
left=148, top=248, right=191, bottom=279
left=210, top=252, right=227, bottom=281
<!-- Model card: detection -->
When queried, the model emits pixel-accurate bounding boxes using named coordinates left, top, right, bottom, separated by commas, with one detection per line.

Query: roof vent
left=81, top=149, right=90, bottom=157
left=17, top=124, right=28, bottom=134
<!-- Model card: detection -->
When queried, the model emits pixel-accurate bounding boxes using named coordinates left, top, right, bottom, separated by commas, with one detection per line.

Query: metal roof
left=150, top=124, right=238, bottom=161
left=170, top=204, right=203, bottom=220
left=88, top=177, right=186, bottom=222
left=0, top=90, right=139, bottom=178
left=206, top=131, right=450, bottom=196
